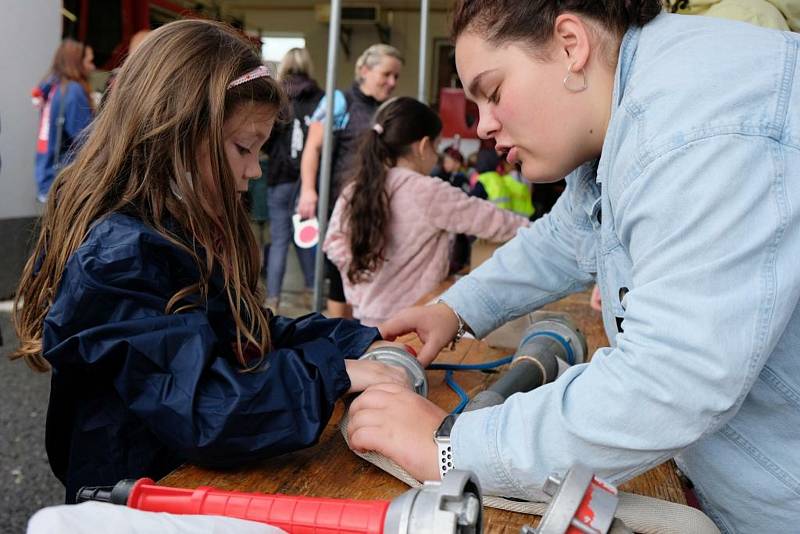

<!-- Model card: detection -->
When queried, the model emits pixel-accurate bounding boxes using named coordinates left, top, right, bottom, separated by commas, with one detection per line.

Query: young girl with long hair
left=13, top=20, right=407, bottom=502
left=33, top=38, right=95, bottom=202
left=324, top=97, right=527, bottom=326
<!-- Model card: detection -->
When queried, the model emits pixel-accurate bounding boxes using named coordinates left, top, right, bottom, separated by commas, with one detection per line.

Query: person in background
left=346, top=1, right=800, bottom=531
left=434, top=145, right=472, bottom=273
left=467, top=148, right=500, bottom=201
left=324, top=97, right=527, bottom=326
left=669, top=0, right=798, bottom=30
left=435, top=146, right=470, bottom=193
left=469, top=148, right=535, bottom=218
left=32, top=38, right=95, bottom=203
left=298, top=44, right=403, bottom=318
left=262, top=48, right=324, bottom=311
left=464, top=151, right=480, bottom=188
left=12, top=20, right=409, bottom=503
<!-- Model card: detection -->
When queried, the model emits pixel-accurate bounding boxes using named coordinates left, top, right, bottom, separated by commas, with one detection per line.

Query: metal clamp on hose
left=462, top=313, right=587, bottom=412
left=522, top=465, right=632, bottom=534
left=359, top=345, right=428, bottom=397
left=518, top=312, right=588, bottom=367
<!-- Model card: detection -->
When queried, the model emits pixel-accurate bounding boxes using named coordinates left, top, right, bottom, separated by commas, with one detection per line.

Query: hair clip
left=372, top=123, right=384, bottom=135
left=228, top=65, right=271, bottom=90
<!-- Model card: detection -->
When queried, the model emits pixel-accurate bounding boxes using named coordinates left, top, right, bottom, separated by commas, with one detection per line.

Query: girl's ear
left=417, top=136, right=432, bottom=158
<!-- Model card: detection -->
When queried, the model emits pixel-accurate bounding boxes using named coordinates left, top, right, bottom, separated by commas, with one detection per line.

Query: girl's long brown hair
left=47, top=38, right=93, bottom=107
left=13, top=20, right=284, bottom=372
left=345, top=97, right=441, bottom=284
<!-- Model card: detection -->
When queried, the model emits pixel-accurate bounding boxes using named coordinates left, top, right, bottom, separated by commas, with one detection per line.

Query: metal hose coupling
left=385, top=469, right=483, bottom=534
left=359, top=345, right=428, bottom=397
left=522, top=465, right=632, bottom=534
left=463, top=312, right=587, bottom=412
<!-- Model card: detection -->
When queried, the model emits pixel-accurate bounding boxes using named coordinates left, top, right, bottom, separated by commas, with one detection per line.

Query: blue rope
left=432, top=356, right=512, bottom=414
left=429, top=329, right=573, bottom=412
left=428, top=355, right=513, bottom=371
left=445, top=370, right=470, bottom=414
left=519, top=331, right=575, bottom=365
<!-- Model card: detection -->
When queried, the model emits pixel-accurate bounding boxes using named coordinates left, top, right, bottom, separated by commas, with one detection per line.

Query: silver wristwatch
left=433, top=414, right=458, bottom=479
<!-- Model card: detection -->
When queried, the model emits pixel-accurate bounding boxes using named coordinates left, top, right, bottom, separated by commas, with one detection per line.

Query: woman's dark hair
left=345, top=96, right=442, bottom=284
left=451, top=0, right=664, bottom=46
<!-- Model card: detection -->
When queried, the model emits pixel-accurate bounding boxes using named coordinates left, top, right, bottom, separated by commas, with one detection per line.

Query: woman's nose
left=476, top=107, right=500, bottom=140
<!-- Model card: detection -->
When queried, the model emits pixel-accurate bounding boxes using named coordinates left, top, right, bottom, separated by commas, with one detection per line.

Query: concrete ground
left=0, top=248, right=313, bottom=532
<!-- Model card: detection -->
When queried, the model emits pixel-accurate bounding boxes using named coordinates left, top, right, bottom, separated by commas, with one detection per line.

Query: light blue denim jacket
left=442, top=14, right=800, bottom=532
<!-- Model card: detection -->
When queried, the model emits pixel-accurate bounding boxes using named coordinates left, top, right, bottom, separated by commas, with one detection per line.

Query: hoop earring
left=563, top=62, right=588, bottom=93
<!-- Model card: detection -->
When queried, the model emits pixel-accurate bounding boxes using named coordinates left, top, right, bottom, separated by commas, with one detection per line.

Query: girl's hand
left=297, top=189, right=318, bottom=219
left=344, top=359, right=411, bottom=393
left=347, top=383, right=446, bottom=482
left=378, top=303, right=460, bottom=367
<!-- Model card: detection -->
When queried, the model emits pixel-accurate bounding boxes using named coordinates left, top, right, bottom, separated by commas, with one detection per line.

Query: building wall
left=241, top=6, right=452, bottom=102
left=0, top=0, right=61, bottom=297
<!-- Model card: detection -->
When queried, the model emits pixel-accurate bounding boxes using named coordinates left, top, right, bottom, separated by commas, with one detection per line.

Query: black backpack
left=265, top=87, right=323, bottom=186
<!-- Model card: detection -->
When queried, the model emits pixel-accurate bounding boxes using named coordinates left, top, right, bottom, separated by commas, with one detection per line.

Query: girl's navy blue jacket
left=42, top=213, right=380, bottom=502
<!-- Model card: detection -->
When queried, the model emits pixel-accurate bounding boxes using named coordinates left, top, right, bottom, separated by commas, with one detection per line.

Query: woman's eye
left=489, top=88, right=501, bottom=104
left=236, top=145, right=251, bottom=155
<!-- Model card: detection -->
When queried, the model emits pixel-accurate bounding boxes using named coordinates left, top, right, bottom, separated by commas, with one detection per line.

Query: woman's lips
left=506, top=146, right=519, bottom=164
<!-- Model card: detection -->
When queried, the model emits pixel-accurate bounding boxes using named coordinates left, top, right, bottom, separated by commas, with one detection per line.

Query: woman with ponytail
left=323, top=97, right=527, bottom=326
left=347, top=2, right=800, bottom=530
left=13, top=20, right=409, bottom=503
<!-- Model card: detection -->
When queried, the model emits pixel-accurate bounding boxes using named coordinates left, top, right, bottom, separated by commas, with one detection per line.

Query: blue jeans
left=266, top=181, right=315, bottom=298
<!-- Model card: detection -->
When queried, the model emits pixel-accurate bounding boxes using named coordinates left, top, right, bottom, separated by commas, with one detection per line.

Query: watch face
left=436, top=414, right=458, bottom=438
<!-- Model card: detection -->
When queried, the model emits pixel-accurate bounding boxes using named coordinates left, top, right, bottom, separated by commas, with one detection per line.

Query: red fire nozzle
left=77, top=470, right=482, bottom=534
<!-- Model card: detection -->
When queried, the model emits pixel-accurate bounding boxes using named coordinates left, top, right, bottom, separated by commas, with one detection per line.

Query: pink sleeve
left=422, top=178, right=529, bottom=241
left=322, top=195, right=351, bottom=270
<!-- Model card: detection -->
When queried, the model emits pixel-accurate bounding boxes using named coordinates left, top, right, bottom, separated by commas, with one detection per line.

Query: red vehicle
left=62, top=0, right=247, bottom=71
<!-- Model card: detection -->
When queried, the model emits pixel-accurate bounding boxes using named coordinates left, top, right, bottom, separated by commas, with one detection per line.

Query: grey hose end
left=359, top=346, right=429, bottom=397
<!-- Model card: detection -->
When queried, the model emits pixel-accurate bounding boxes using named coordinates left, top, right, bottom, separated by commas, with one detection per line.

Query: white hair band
left=228, top=65, right=271, bottom=89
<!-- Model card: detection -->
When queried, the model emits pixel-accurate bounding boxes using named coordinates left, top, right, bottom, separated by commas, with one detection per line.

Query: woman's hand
left=378, top=303, right=460, bottom=367
left=344, top=359, right=410, bottom=394
left=364, top=340, right=412, bottom=353
left=296, top=188, right=318, bottom=220
left=347, top=383, right=447, bottom=482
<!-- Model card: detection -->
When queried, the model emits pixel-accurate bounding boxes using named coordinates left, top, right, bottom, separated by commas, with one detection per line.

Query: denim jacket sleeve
left=440, top=173, right=596, bottom=337
left=447, top=133, right=800, bottom=500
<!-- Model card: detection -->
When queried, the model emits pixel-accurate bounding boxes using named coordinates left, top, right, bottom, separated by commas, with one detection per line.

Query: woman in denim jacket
left=347, top=1, right=800, bottom=531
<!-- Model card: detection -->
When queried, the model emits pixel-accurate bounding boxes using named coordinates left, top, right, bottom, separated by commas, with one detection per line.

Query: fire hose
left=76, top=469, right=483, bottom=534
left=343, top=313, right=720, bottom=534
left=72, top=315, right=718, bottom=533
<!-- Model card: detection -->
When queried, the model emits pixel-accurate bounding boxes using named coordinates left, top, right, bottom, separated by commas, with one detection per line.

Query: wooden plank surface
left=160, top=288, right=686, bottom=532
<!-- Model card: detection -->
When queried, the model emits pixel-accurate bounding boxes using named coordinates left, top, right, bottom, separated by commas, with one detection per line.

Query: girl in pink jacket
left=324, top=97, right=527, bottom=326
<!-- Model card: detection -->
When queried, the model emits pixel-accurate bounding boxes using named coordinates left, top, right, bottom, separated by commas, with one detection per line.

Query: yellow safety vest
left=504, top=174, right=534, bottom=217
left=477, top=171, right=511, bottom=210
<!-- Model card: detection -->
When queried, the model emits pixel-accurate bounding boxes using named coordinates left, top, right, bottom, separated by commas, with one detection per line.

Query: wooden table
left=161, top=289, right=686, bottom=533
